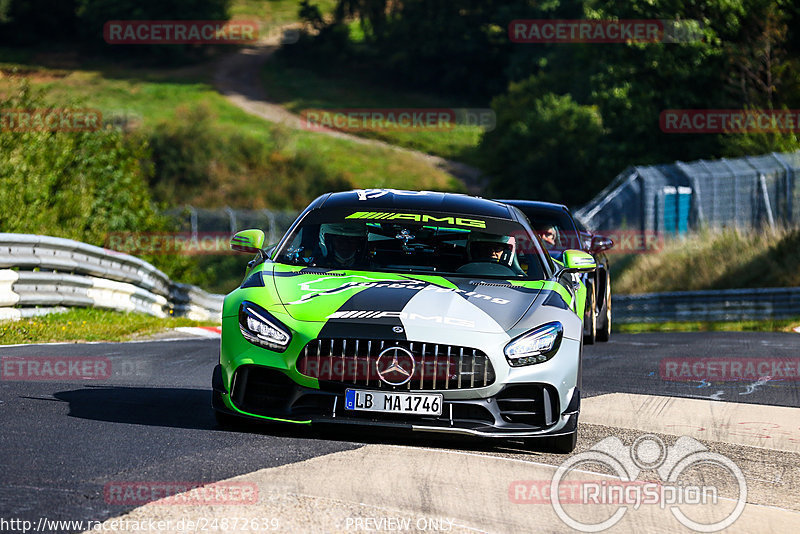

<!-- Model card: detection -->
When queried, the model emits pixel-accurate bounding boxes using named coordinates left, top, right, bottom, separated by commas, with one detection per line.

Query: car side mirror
left=231, top=229, right=265, bottom=254
left=561, top=250, right=597, bottom=273
left=590, top=235, right=614, bottom=253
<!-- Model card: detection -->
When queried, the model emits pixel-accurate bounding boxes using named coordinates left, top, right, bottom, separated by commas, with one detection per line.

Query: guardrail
left=613, top=287, right=800, bottom=324
left=0, top=234, right=224, bottom=321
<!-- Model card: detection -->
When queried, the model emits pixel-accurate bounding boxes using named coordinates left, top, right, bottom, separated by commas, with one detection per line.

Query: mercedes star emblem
left=376, top=346, right=416, bottom=386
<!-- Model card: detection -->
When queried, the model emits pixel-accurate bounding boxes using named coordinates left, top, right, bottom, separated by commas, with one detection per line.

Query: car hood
left=270, top=268, right=542, bottom=335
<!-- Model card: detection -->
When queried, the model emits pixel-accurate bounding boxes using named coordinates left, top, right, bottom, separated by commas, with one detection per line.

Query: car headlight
left=239, top=301, right=291, bottom=352
left=504, top=322, right=563, bottom=367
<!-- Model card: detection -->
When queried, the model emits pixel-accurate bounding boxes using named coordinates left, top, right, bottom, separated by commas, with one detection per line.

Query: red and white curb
left=174, top=326, right=221, bottom=338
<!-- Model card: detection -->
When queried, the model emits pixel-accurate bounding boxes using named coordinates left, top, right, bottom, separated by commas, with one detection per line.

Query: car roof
left=319, top=190, right=516, bottom=219
left=495, top=199, right=571, bottom=213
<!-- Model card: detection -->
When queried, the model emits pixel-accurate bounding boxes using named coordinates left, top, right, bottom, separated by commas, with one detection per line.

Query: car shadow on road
left=53, top=386, right=215, bottom=429
left=52, top=385, right=560, bottom=456
left=52, top=385, right=337, bottom=439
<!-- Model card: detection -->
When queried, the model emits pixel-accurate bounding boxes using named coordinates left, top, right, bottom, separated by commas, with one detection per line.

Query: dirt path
left=212, top=31, right=486, bottom=194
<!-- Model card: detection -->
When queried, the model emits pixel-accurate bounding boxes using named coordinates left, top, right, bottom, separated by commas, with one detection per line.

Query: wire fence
left=167, top=149, right=800, bottom=245
left=162, top=207, right=299, bottom=245
left=575, top=150, right=800, bottom=234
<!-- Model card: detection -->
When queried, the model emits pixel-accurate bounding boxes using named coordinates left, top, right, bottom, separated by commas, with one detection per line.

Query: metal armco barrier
left=613, top=287, right=800, bottom=323
left=0, top=234, right=223, bottom=321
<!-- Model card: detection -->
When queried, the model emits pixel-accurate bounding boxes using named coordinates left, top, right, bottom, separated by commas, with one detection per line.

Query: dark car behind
left=498, top=200, right=614, bottom=343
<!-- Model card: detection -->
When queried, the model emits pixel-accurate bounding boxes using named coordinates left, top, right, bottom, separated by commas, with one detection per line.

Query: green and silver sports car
left=212, top=189, right=596, bottom=452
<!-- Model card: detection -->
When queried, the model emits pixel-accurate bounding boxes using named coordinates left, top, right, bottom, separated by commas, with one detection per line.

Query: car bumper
left=212, top=364, right=579, bottom=438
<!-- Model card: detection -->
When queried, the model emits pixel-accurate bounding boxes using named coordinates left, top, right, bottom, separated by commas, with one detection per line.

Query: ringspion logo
left=543, top=435, right=746, bottom=532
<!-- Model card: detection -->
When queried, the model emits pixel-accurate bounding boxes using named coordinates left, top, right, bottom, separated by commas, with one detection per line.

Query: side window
left=510, top=231, right=548, bottom=280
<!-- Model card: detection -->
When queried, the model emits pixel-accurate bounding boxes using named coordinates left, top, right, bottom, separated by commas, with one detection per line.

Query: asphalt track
left=1, top=332, right=799, bottom=532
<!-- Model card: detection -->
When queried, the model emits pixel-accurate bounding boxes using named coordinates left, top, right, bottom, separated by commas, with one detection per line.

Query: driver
left=466, top=232, right=516, bottom=266
left=319, top=223, right=368, bottom=268
left=538, top=225, right=558, bottom=248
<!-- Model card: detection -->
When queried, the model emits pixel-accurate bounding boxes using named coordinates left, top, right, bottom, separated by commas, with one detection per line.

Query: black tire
left=583, top=279, right=596, bottom=345
left=596, top=272, right=611, bottom=342
left=211, top=375, right=243, bottom=430
left=214, top=408, right=242, bottom=429
left=548, top=431, right=578, bottom=454
left=527, top=431, right=578, bottom=454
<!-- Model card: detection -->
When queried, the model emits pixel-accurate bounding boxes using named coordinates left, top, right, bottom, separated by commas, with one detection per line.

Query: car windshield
left=273, top=210, right=547, bottom=280
left=514, top=207, right=582, bottom=251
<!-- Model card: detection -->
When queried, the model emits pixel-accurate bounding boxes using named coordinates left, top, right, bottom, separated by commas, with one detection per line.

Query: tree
left=481, top=90, right=605, bottom=206
left=724, top=0, right=798, bottom=109
left=0, top=0, right=77, bottom=44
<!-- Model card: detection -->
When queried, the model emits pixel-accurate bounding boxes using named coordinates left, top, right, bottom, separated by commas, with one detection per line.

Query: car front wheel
left=214, top=408, right=242, bottom=429
left=527, top=431, right=578, bottom=454
left=596, top=273, right=611, bottom=342
left=583, top=279, right=596, bottom=345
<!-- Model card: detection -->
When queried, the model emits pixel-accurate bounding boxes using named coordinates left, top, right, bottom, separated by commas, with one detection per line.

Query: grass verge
left=616, top=318, right=800, bottom=334
left=0, top=61, right=462, bottom=204
left=260, top=57, right=485, bottom=164
left=0, top=308, right=216, bottom=345
left=231, top=0, right=338, bottom=30
left=613, top=227, right=800, bottom=294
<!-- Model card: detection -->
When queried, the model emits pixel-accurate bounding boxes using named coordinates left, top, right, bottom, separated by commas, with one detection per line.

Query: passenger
left=538, top=225, right=558, bottom=247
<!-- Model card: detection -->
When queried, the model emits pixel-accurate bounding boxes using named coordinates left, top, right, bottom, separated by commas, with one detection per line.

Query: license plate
left=345, top=389, right=443, bottom=416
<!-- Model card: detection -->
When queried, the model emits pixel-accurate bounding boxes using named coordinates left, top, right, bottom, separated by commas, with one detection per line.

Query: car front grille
left=296, top=338, right=495, bottom=390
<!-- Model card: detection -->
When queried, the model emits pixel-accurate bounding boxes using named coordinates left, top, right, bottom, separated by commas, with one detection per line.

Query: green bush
left=0, top=83, right=211, bottom=286
left=480, top=90, right=605, bottom=206
left=146, top=103, right=352, bottom=210
left=0, top=0, right=77, bottom=45
left=76, top=0, right=232, bottom=61
left=0, top=0, right=232, bottom=59
left=0, top=83, right=162, bottom=242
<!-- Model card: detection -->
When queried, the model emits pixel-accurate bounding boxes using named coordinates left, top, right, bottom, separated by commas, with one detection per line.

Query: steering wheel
left=455, top=261, right=518, bottom=276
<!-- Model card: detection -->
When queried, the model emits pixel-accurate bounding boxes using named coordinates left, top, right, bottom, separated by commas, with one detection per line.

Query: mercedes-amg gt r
left=212, top=189, right=596, bottom=452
